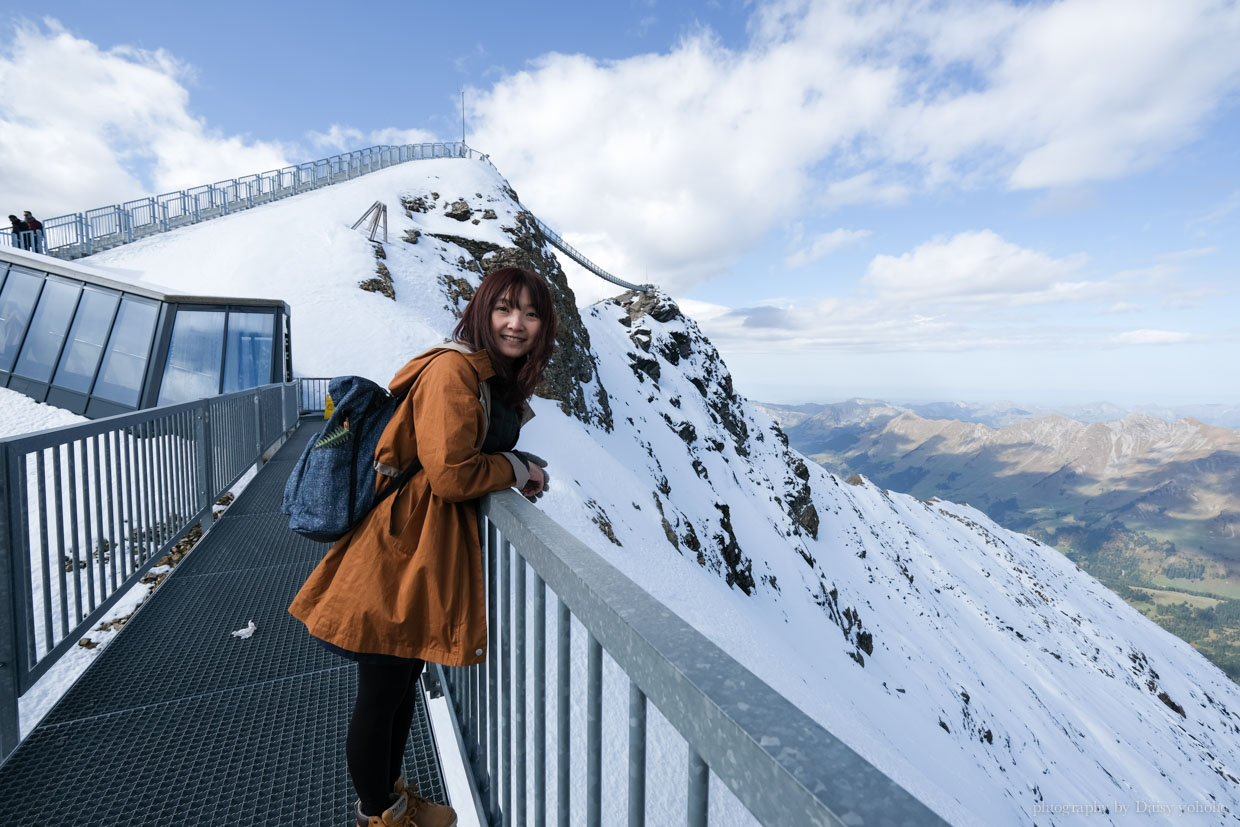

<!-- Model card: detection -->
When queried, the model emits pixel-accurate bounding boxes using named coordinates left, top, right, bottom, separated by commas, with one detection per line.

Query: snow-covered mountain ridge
left=85, top=158, right=1240, bottom=824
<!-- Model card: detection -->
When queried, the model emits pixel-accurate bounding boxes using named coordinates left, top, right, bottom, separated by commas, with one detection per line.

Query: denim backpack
left=281, top=375, right=420, bottom=542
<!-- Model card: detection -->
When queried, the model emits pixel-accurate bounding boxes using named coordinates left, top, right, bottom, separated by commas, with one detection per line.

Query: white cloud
left=785, top=228, right=870, bottom=268
left=468, top=0, right=1240, bottom=292
left=1156, top=247, right=1218, bottom=263
left=1188, top=191, right=1240, bottom=233
left=1110, top=329, right=1193, bottom=345
left=307, top=124, right=438, bottom=154
left=822, top=172, right=910, bottom=208
left=675, top=230, right=1211, bottom=356
left=0, top=20, right=295, bottom=215
left=0, top=21, right=439, bottom=220
left=696, top=292, right=1078, bottom=353
left=862, top=230, right=1091, bottom=304
left=690, top=291, right=1203, bottom=357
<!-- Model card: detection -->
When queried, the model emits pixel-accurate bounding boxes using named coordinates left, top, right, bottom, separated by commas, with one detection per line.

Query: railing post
left=688, top=750, right=709, bottom=827
left=194, top=404, right=213, bottom=510
left=628, top=685, right=646, bottom=827
left=587, top=635, right=602, bottom=827
left=486, top=521, right=500, bottom=823
left=556, top=599, right=570, bottom=827
left=253, top=394, right=262, bottom=461
left=0, top=442, right=24, bottom=759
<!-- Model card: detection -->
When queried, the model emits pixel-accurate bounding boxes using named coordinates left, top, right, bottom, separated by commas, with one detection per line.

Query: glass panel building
left=0, top=247, right=290, bottom=418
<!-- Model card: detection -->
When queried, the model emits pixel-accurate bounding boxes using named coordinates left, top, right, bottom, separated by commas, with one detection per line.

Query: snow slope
left=78, top=157, right=1240, bottom=824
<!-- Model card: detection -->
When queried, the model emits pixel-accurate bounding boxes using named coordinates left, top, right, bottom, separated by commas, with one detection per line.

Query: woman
left=8, top=215, right=27, bottom=249
left=289, top=266, right=556, bottom=827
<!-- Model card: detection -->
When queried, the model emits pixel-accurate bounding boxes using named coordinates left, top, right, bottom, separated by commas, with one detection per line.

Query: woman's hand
left=521, top=461, right=546, bottom=500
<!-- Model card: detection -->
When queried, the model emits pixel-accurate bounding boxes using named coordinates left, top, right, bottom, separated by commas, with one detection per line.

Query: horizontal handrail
left=0, top=380, right=302, bottom=759
left=520, top=209, right=650, bottom=293
left=440, top=490, right=946, bottom=826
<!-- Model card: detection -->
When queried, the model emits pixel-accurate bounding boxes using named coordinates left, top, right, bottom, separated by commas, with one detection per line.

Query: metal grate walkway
left=0, top=419, right=448, bottom=825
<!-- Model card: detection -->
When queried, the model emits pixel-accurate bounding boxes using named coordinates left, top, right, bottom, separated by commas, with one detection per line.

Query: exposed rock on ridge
left=401, top=184, right=613, bottom=431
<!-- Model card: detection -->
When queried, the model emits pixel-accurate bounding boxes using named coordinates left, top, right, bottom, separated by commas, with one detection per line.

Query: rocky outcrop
left=359, top=255, right=394, bottom=300
left=417, top=210, right=614, bottom=432
left=400, top=195, right=431, bottom=214
left=786, top=455, right=820, bottom=538
left=446, top=199, right=473, bottom=221
left=499, top=210, right=614, bottom=431
left=437, top=273, right=475, bottom=315
left=615, top=289, right=751, bottom=458
left=714, top=503, right=755, bottom=594
left=815, top=579, right=875, bottom=666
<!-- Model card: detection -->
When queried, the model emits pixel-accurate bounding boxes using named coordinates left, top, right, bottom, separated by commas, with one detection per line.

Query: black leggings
left=347, top=659, right=426, bottom=816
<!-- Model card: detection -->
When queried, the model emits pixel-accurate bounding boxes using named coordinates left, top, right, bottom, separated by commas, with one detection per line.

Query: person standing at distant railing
left=290, top=267, right=556, bottom=827
left=22, top=211, right=43, bottom=253
left=7, top=215, right=26, bottom=249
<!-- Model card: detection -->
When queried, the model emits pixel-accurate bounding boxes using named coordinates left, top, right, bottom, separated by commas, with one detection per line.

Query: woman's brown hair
left=453, top=267, right=557, bottom=403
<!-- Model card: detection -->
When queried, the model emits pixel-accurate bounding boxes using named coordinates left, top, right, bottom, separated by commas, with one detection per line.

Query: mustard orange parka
left=289, top=345, right=532, bottom=666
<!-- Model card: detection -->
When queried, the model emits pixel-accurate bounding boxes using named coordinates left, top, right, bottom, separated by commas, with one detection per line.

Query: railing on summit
left=0, top=143, right=484, bottom=261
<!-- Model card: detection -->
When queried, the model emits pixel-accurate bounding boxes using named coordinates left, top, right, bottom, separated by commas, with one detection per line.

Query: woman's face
left=490, top=286, right=542, bottom=360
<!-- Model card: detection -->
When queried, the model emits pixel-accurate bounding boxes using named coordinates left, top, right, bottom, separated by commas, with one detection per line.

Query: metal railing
left=436, top=490, right=947, bottom=826
left=0, top=380, right=303, bottom=757
left=297, top=378, right=332, bottom=414
left=6, top=231, right=46, bottom=255
left=520, top=210, right=650, bottom=293
left=0, top=143, right=477, bottom=261
left=0, top=374, right=944, bottom=821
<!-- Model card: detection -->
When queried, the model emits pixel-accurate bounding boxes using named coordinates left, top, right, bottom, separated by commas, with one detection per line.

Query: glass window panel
left=157, top=310, right=225, bottom=405
left=52, top=287, right=120, bottom=392
left=222, top=311, right=274, bottom=393
left=14, top=278, right=81, bottom=382
left=283, top=315, right=292, bottom=382
left=0, top=268, right=45, bottom=372
left=93, top=298, right=159, bottom=406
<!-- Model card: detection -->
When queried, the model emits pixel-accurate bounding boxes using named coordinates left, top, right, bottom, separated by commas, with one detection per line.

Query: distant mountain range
left=762, top=398, right=1240, bottom=430
left=758, top=397, right=1240, bottom=680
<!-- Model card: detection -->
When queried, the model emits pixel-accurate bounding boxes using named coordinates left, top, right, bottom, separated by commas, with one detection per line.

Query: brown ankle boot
left=355, top=794, right=411, bottom=827
left=393, top=777, right=457, bottom=827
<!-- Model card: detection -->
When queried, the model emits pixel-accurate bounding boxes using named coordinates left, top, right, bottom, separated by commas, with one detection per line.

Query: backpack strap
left=376, top=343, right=487, bottom=536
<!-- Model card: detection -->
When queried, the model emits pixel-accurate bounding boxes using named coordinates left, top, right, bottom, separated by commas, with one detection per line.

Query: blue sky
left=2, top=0, right=1238, bottom=408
